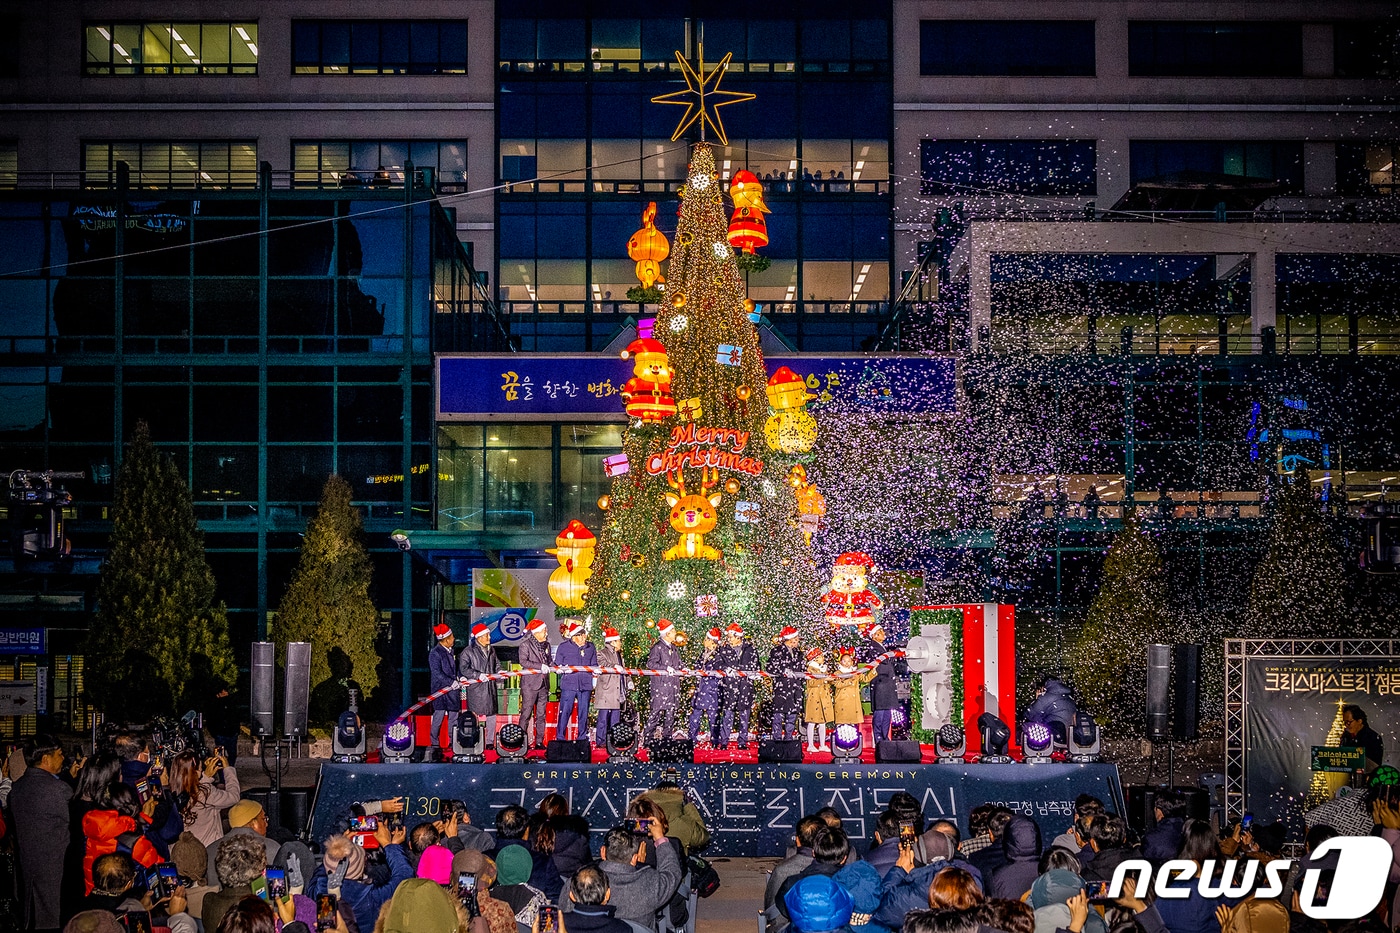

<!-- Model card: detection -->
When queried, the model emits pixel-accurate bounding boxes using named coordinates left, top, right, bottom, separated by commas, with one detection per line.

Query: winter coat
left=637, top=786, right=710, bottom=852
left=556, top=640, right=597, bottom=693
left=184, top=767, right=242, bottom=848
left=207, top=827, right=281, bottom=887
left=647, top=639, right=682, bottom=704
left=458, top=640, right=501, bottom=715
left=767, top=645, right=805, bottom=708
left=590, top=837, right=682, bottom=931
left=988, top=816, right=1042, bottom=900
left=863, top=838, right=902, bottom=880
left=310, top=842, right=413, bottom=933
left=806, top=678, right=834, bottom=723
left=1024, top=679, right=1079, bottom=733
left=833, top=669, right=865, bottom=725
left=721, top=642, right=758, bottom=704
left=1142, top=817, right=1185, bottom=865
left=121, top=759, right=181, bottom=853
left=429, top=642, right=460, bottom=712
left=1082, top=844, right=1143, bottom=883
left=833, top=860, right=889, bottom=933
left=862, top=638, right=904, bottom=711
left=519, top=635, right=552, bottom=692
left=692, top=647, right=721, bottom=710
left=595, top=645, right=628, bottom=710
left=12, top=766, right=72, bottom=930
left=82, top=809, right=164, bottom=893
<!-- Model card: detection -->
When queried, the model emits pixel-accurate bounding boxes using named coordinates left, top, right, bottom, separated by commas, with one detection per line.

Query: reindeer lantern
left=662, top=467, right=723, bottom=561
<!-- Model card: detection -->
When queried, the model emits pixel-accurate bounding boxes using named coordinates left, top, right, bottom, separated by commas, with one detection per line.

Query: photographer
left=82, top=852, right=196, bottom=933
left=581, top=821, right=681, bottom=932
left=169, top=749, right=241, bottom=848
left=315, top=819, right=412, bottom=933
left=636, top=780, right=709, bottom=853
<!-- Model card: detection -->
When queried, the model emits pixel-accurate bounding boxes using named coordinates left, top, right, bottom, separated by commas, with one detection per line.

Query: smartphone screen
left=1085, top=880, right=1112, bottom=902
left=157, top=865, right=179, bottom=899
left=265, top=868, right=287, bottom=900
left=250, top=875, right=269, bottom=902
left=316, top=895, right=338, bottom=933
left=120, top=911, right=155, bottom=933
left=135, top=779, right=151, bottom=803
left=628, top=818, right=650, bottom=834
left=348, top=815, right=377, bottom=833
left=899, top=822, right=917, bottom=849
left=1241, top=813, right=1254, bottom=832
left=540, top=906, right=560, bottom=933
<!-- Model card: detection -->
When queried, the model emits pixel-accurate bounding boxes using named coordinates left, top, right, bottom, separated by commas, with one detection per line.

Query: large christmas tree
left=583, top=138, right=823, bottom=649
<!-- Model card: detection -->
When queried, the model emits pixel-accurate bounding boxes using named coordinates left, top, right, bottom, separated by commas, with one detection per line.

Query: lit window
left=82, top=141, right=258, bottom=189
left=84, top=22, right=258, bottom=75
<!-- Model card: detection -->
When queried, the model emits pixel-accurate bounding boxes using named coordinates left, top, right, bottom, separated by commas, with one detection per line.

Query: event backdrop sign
left=1244, top=654, right=1400, bottom=835
left=437, top=355, right=958, bottom=421
left=470, top=568, right=555, bottom=646
left=309, top=761, right=1122, bottom=857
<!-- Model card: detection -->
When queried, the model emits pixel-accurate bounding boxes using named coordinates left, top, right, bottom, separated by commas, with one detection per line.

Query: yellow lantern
left=763, top=367, right=818, bottom=453
left=546, top=520, right=596, bottom=609
left=627, top=202, right=670, bottom=289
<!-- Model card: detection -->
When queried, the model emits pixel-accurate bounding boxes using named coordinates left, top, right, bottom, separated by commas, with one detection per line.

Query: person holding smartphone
left=169, top=749, right=242, bottom=849
left=557, top=865, right=629, bottom=933
left=590, top=817, right=681, bottom=930
left=83, top=852, right=197, bottom=933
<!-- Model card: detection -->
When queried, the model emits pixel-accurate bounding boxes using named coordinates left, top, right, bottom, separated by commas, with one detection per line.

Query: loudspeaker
left=875, top=740, right=923, bottom=763
left=1146, top=644, right=1171, bottom=740
left=545, top=739, right=591, bottom=763
left=648, top=739, right=695, bottom=763
left=759, top=740, right=803, bottom=763
left=284, top=642, right=311, bottom=738
left=1173, top=643, right=1201, bottom=741
left=1126, top=784, right=1156, bottom=835
left=251, top=642, right=275, bottom=737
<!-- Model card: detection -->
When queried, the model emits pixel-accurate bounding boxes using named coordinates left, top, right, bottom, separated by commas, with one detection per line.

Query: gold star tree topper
left=650, top=47, right=756, bottom=147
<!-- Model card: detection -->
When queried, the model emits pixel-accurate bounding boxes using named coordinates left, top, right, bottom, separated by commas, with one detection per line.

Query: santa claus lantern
left=547, top=520, right=596, bottom=609
left=764, top=367, right=818, bottom=454
left=627, top=202, right=670, bottom=289
left=727, top=170, right=770, bottom=254
left=620, top=338, right=677, bottom=422
left=822, top=551, right=882, bottom=627
left=788, top=464, right=827, bottom=544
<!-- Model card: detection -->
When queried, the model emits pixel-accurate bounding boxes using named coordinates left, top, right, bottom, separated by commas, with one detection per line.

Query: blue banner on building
left=0, top=629, right=46, bottom=654
left=437, top=354, right=957, bottom=420
left=309, top=761, right=1120, bottom=856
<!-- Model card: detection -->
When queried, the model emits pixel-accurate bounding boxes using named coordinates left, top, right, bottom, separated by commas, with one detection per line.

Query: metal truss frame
left=1224, top=639, right=1400, bottom=820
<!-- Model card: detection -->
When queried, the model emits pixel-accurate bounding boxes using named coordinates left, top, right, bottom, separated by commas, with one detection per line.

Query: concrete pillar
left=1253, top=248, right=1277, bottom=332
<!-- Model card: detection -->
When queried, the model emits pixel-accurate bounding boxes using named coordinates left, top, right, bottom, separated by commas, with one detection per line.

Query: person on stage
left=643, top=619, right=682, bottom=747
left=518, top=618, right=552, bottom=749
left=458, top=622, right=501, bottom=746
left=717, top=623, right=757, bottom=750
left=1343, top=704, right=1385, bottom=770
left=595, top=628, right=628, bottom=747
left=688, top=627, right=723, bottom=744
left=555, top=620, right=596, bottom=742
left=428, top=623, right=459, bottom=753
left=804, top=649, right=833, bottom=753
left=832, top=648, right=868, bottom=736
left=861, top=623, right=906, bottom=742
left=767, top=627, right=804, bottom=741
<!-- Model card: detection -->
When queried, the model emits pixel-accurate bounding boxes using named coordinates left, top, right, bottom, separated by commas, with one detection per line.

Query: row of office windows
left=919, top=20, right=1396, bottom=78
left=84, top=22, right=258, bottom=75
left=919, top=140, right=1399, bottom=197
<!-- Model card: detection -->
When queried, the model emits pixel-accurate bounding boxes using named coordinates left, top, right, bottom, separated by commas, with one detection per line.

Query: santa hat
left=706, top=627, right=722, bottom=642
left=433, top=623, right=452, bottom=641
left=526, top=618, right=546, bottom=633
left=805, top=648, right=823, bottom=663
left=564, top=620, right=585, bottom=638
left=779, top=626, right=798, bottom=641
left=604, top=628, right=621, bottom=643
left=867, top=623, right=885, bottom=639
left=725, top=622, right=745, bottom=637
left=471, top=623, right=490, bottom=639
left=834, top=551, right=875, bottom=569
left=622, top=338, right=668, bottom=359
left=656, top=618, right=675, bottom=636
left=548, top=520, right=596, bottom=553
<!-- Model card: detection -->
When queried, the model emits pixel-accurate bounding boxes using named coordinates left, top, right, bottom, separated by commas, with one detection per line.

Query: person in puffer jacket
left=311, top=821, right=412, bottom=933
left=988, top=815, right=1043, bottom=901
left=81, top=783, right=164, bottom=893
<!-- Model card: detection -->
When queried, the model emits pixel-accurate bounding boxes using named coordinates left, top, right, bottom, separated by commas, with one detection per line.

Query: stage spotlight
left=935, top=724, right=966, bottom=764
left=977, top=713, right=1013, bottom=763
left=495, top=723, right=528, bottom=763
left=333, top=710, right=367, bottom=762
left=889, top=707, right=911, bottom=740
left=832, top=723, right=863, bottom=763
left=1022, top=721, right=1054, bottom=764
left=605, top=723, right=639, bottom=763
left=381, top=719, right=414, bottom=763
left=453, top=712, right=485, bottom=763
left=1067, top=712, right=1102, bottom=762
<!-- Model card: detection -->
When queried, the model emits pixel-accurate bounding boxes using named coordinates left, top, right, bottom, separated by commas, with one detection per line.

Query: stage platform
left=308, top=758, right=1123, bottom=857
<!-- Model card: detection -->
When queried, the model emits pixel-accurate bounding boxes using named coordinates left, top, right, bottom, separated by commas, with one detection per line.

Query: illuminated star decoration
left=650, top=47, right=756, bottom=147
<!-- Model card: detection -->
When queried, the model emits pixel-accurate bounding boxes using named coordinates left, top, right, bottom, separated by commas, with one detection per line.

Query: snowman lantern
left=547, top=520, right=596, bottom=610
left=822, top=551, right=883, bottom=627
left=763, top=366, right=819, bottom=454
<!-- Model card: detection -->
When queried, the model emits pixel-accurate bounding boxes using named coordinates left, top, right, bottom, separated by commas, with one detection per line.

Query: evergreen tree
left=1070, top=510, right=1169, bottom=730
left=585, top=142, right=823, bottom=648
left=274, top=475, right=380, bottom=722
left=89, top=421, right=237, bottom=719
left=1247, top=477, right=1346, bottom=635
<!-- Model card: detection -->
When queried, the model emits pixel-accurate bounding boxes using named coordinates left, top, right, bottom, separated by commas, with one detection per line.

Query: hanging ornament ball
left=744, top=298, right=756, bottom=313
left=724, top=478, right=742, bottom=494
left=621, top=590, right=632, bottom=601
left=597, top=495, right=611, bottom=510
left=631, top=554, right=646, bottom=568
left=672, top=292, right=686, bottom=308
left=736, top=385, right=752, bottom=400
